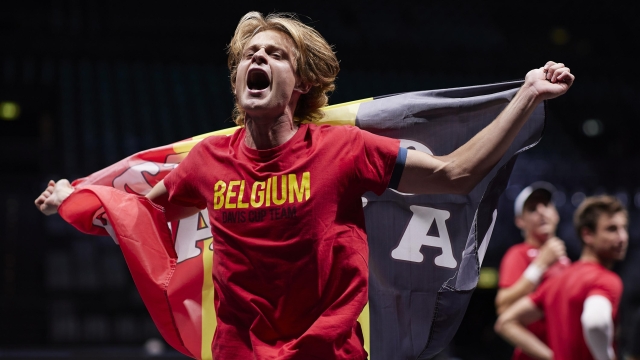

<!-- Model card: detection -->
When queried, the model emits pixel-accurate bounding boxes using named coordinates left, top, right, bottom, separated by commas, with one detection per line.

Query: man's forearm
left=436, top=86, right=541, bottom=193
left=495, top=277, right=538, bottom=314
left=146, top=180, right=201, bottom=222
left=398, top=87, right=541, bottom=195
left=497, top=259, right=553, bottom=314
left=498, top=321, right=553, bottom=360
left=495, top=297, right=550, bottom=359
left=398, top=62, right=572, bottom=195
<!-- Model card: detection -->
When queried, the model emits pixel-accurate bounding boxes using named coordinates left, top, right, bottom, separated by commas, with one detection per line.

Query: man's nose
left=252, top=48, right=268, bottom=64
left=618, top=228, right=629, bottom=243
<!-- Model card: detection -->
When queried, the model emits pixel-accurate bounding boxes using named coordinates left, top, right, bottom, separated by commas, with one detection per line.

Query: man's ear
left=515, top=216, right=525, bottom=230
left=581, top=227, right=594, bottom=245
left=294, top=82, right=311, bottom=94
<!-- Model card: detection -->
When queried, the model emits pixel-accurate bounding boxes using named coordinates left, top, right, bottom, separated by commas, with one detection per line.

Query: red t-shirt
left=498, top=243, right=570, bottom=360
left=163, top=123, right=400, bottom=359
left=529, top=261, right=623, bottom=360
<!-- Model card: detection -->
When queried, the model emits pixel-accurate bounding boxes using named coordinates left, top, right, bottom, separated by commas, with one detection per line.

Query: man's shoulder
left=571, top=261, right=615, bottom=276
left=193, top=131, right=238, bottom=149
left=573, top=264, right=624, bottom=304
left=498, top=242, right=534, bottom=285
left=590, top=265, right=623, bottom=289
left=503, top=242, right=534, bottom=259
left=306, top=123, right=358, bottom=134
left=560, top=262, right=622, bottom=292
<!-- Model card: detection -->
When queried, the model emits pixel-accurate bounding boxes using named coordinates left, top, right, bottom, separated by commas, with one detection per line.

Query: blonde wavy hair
left=227, top=12, right=340, bottom=125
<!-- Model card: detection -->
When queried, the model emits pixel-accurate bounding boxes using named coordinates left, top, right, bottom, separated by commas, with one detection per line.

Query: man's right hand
left=533, top=237, right=566, bottom=269
left=34, top=179, right=75, bottom=216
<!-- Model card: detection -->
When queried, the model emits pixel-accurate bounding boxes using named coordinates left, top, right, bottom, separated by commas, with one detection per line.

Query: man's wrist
left=518, top=82, right=544, bottom=106
left=53, top=182, right=75, bottom=207
left=59, top=188, right=74, bottom=205
left=522, top=263, right=544, bottom=285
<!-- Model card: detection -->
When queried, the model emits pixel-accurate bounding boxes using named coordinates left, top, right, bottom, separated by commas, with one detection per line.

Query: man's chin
left=242, top=107, right=289, bottom=122
left=240, top=100, right=290, bottom=117
left=240, top=97, right=267, bottom=109
left=532, top=231, right=552, bottom=241
left=240, top=102, right=273, bottom=117
left=535, top=227, right=555, bottom=238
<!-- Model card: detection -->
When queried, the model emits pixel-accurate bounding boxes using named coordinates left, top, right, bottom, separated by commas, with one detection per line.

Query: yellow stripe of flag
left=201, top=237, right=216, bottom=360
left=358, top=302, right=371, bottom=357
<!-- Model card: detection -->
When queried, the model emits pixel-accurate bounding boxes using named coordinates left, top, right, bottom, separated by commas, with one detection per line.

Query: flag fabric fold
left=59, top=187, right=191, bottom=356
left=58, top=80, right=544, bottom=359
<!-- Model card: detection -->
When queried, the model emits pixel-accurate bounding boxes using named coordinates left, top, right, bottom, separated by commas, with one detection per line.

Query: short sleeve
left=163, top=141, right=207, bottom=209
left=352, top=128, right=400, bottom=195
left=498, top=245, right=530, bottom=288
left=587, top=273, right=623, bottom=316
left=529, top=280, right=550, bottom=310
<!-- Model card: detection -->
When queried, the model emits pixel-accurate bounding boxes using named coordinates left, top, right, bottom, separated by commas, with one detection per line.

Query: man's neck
left=244, top=113, right=299, bottom=150
left=579, top=249, right=612, bottom=269
left=523, top=234, right=549, bottom=248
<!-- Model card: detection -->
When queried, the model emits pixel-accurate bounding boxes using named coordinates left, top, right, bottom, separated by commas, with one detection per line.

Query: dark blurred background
left=1, top=0, right=638, bottom=359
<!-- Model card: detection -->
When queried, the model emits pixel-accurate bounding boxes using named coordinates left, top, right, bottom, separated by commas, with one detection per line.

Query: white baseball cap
left=514, top=181, right=557, bottom=217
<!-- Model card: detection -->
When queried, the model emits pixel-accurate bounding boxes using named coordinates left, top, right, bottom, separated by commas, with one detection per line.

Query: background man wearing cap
left=495, top=181, right=570, bottom=360
left=495, top=195, right=628, bottom=360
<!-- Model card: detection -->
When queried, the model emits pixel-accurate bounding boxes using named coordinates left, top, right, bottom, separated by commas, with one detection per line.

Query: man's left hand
left=524, top=61, right=575, bottom=101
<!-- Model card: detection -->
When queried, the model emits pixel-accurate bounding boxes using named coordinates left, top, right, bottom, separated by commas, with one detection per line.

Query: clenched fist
left=523, top=61, right=575, bottom=101
left=34, top=179, right=74, bottom=216
left=533, top=237, right=567, bottom=270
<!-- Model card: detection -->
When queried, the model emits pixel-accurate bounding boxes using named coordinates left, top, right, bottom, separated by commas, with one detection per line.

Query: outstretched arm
left=35, top=179, right=199, bottom=222
left=495, top=297, right=552, bottom=360
left=398, top=61, right=574, bottom=195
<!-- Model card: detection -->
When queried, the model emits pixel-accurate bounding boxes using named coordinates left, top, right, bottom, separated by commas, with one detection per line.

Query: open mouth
left=247, top=69, right=270, bottom=90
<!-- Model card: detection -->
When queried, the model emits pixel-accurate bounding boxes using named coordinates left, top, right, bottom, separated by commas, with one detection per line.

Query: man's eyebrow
left=244, top=43, right=288, bottom=53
